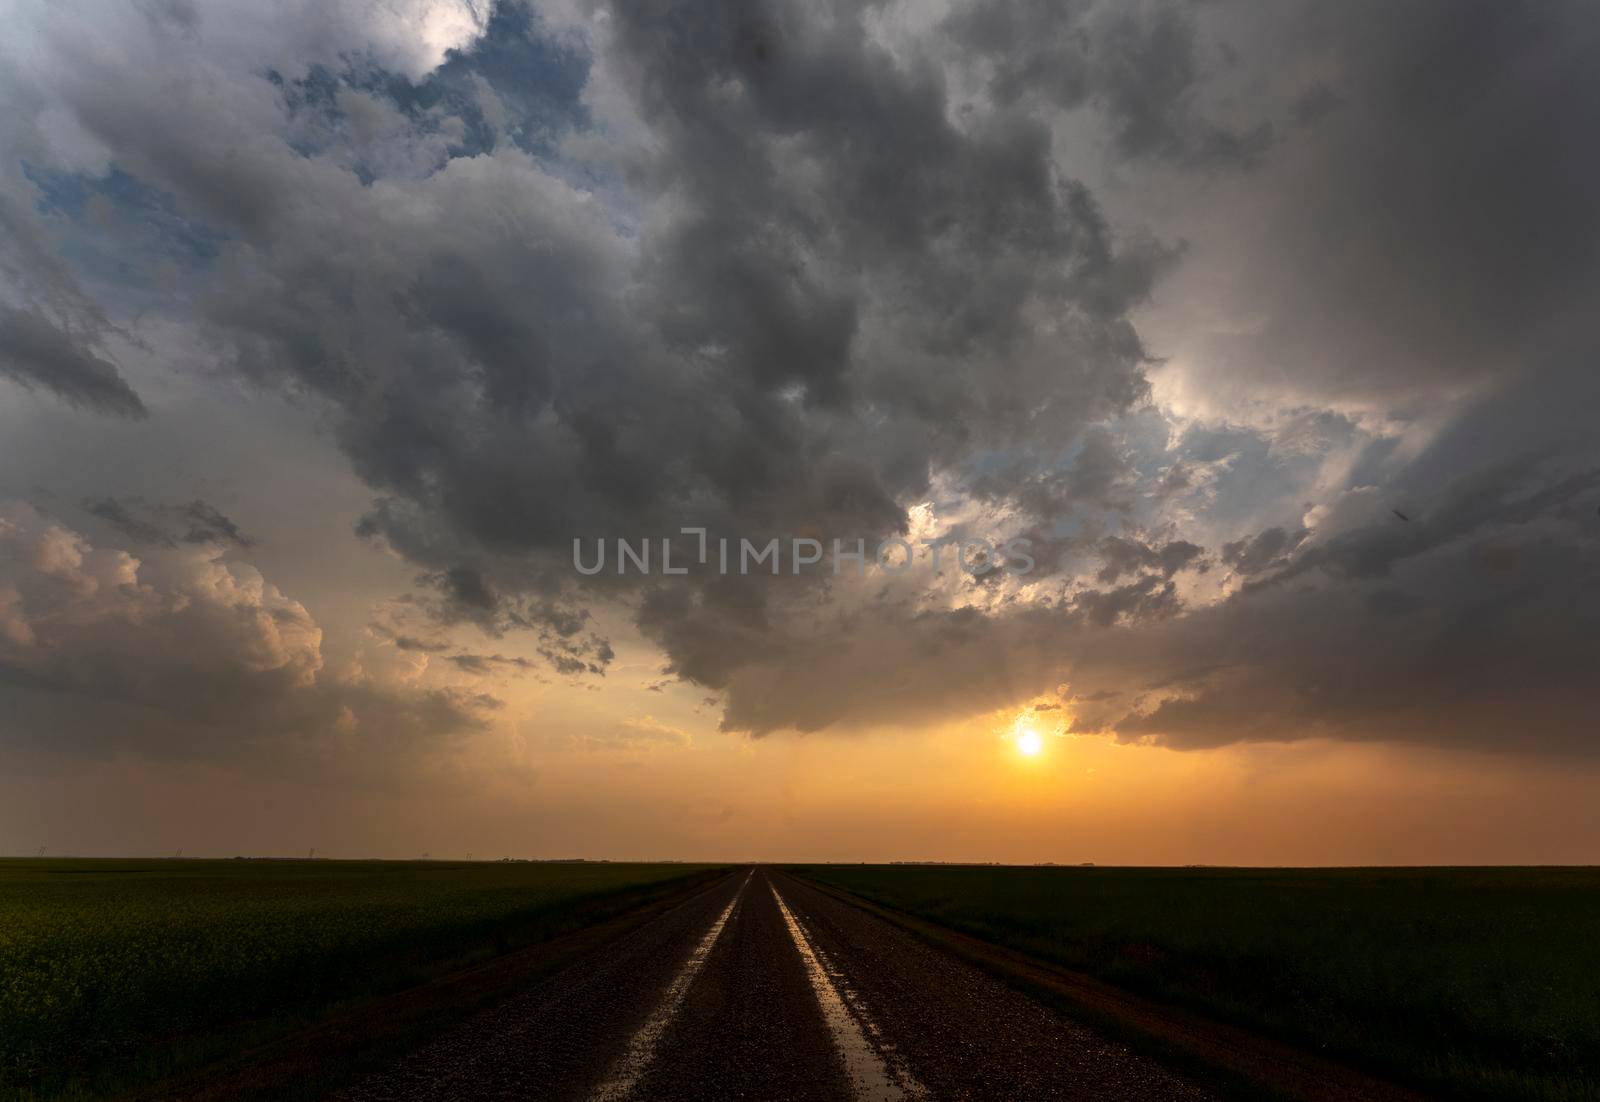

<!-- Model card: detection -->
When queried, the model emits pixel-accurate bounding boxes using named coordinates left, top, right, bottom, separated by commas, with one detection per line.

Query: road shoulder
left=790, top=874, right=1431, bottom=1102
left=123, top=869, right=733, bottom=1102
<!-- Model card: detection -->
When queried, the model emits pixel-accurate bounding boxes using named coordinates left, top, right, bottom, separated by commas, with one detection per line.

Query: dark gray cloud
left=179, top=500, right=252, bottom=547
left=447, top=651, right=536, bottom=675
left=1063, top=367, right=1600, bottom=755
left=134, top=0, right=201, bottom=35
left=1072, top=516, right=1600, bottom=756
left=367, top=621, right=542, bottom=677
left=85, top=497, right=175, bottom=547
left=1096, top=536, right=1205, bottom=584
left=302, top=6, right=1143, bottom=531
left=82, top=496, right=251, bottom=549
left=1158, top=0, right=1600, bottom=408
left=1073, top=573, right=1181, bottom=629
left=626, top=353, right=1600, bottom=748
left=945, top=0, right=1274, bottom=169
left=402, top=564, right=614, bottom=675
left=0, top=305, right=146, bottom=417
left=3, top=0, right=1598, bottom=761
left=1221, top=526, right=1306, bottom=577
left=432, top=565, right=498, bottom=615
left=39, top=0, right=1167, bottom=682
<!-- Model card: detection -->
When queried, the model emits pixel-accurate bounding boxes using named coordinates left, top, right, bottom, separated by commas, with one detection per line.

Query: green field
left=0, top=858, right=719, bottom=1098
left=795, top=865, right=1600, bottom=1102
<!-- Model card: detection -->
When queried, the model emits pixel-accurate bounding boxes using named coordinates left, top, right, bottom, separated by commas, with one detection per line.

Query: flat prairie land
left=0, top=858, right=720, bottom=1098
left=793, top=864, right=1600, bottom=1102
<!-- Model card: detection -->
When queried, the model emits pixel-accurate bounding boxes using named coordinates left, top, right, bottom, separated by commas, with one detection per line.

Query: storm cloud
left=2, top=0, right=1597, bottom=764
left=0, top=305, right=146, bottom=417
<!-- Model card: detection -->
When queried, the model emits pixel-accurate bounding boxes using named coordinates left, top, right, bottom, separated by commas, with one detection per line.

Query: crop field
left=795, top=864, right=1600, bottom=1102
left=0, top=858, right=719, bottom=1098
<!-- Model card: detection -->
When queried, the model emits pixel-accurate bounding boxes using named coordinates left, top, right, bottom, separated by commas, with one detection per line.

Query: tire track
left=589, top=872, right=749, bottom=1101
left=771, top=871, right=1218, bottom=1101
left=770, top=880, right=927, bottom=1101
left=339, top=871, right=746, bottom=1102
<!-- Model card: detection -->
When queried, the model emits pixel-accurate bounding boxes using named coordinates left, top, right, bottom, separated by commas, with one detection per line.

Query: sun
left=1017, top=728, right=1044, bottom=757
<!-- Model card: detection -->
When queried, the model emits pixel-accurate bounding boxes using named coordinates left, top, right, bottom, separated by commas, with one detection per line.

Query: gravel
left=340, top=868, right=1216, bottom=1101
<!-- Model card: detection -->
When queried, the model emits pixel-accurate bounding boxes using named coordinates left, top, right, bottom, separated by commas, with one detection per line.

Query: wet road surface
left=341, top=868, right=1216, bottom=1101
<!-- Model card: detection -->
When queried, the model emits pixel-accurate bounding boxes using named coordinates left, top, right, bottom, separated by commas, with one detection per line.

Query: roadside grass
left=0, top=858, right=721, bottom=1099
left=793, top=865, right=1600, bottom=1102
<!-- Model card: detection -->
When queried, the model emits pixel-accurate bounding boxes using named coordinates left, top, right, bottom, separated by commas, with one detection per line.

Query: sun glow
left=1017, top=728, right=1044, bottom=757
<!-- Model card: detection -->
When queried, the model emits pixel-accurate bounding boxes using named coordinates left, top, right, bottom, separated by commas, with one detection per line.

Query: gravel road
left=341, top=867, right=1216, bottom=1101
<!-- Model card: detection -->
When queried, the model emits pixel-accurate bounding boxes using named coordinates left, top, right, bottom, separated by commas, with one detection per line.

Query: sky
left=2, top=0, right=1598, bottom=863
